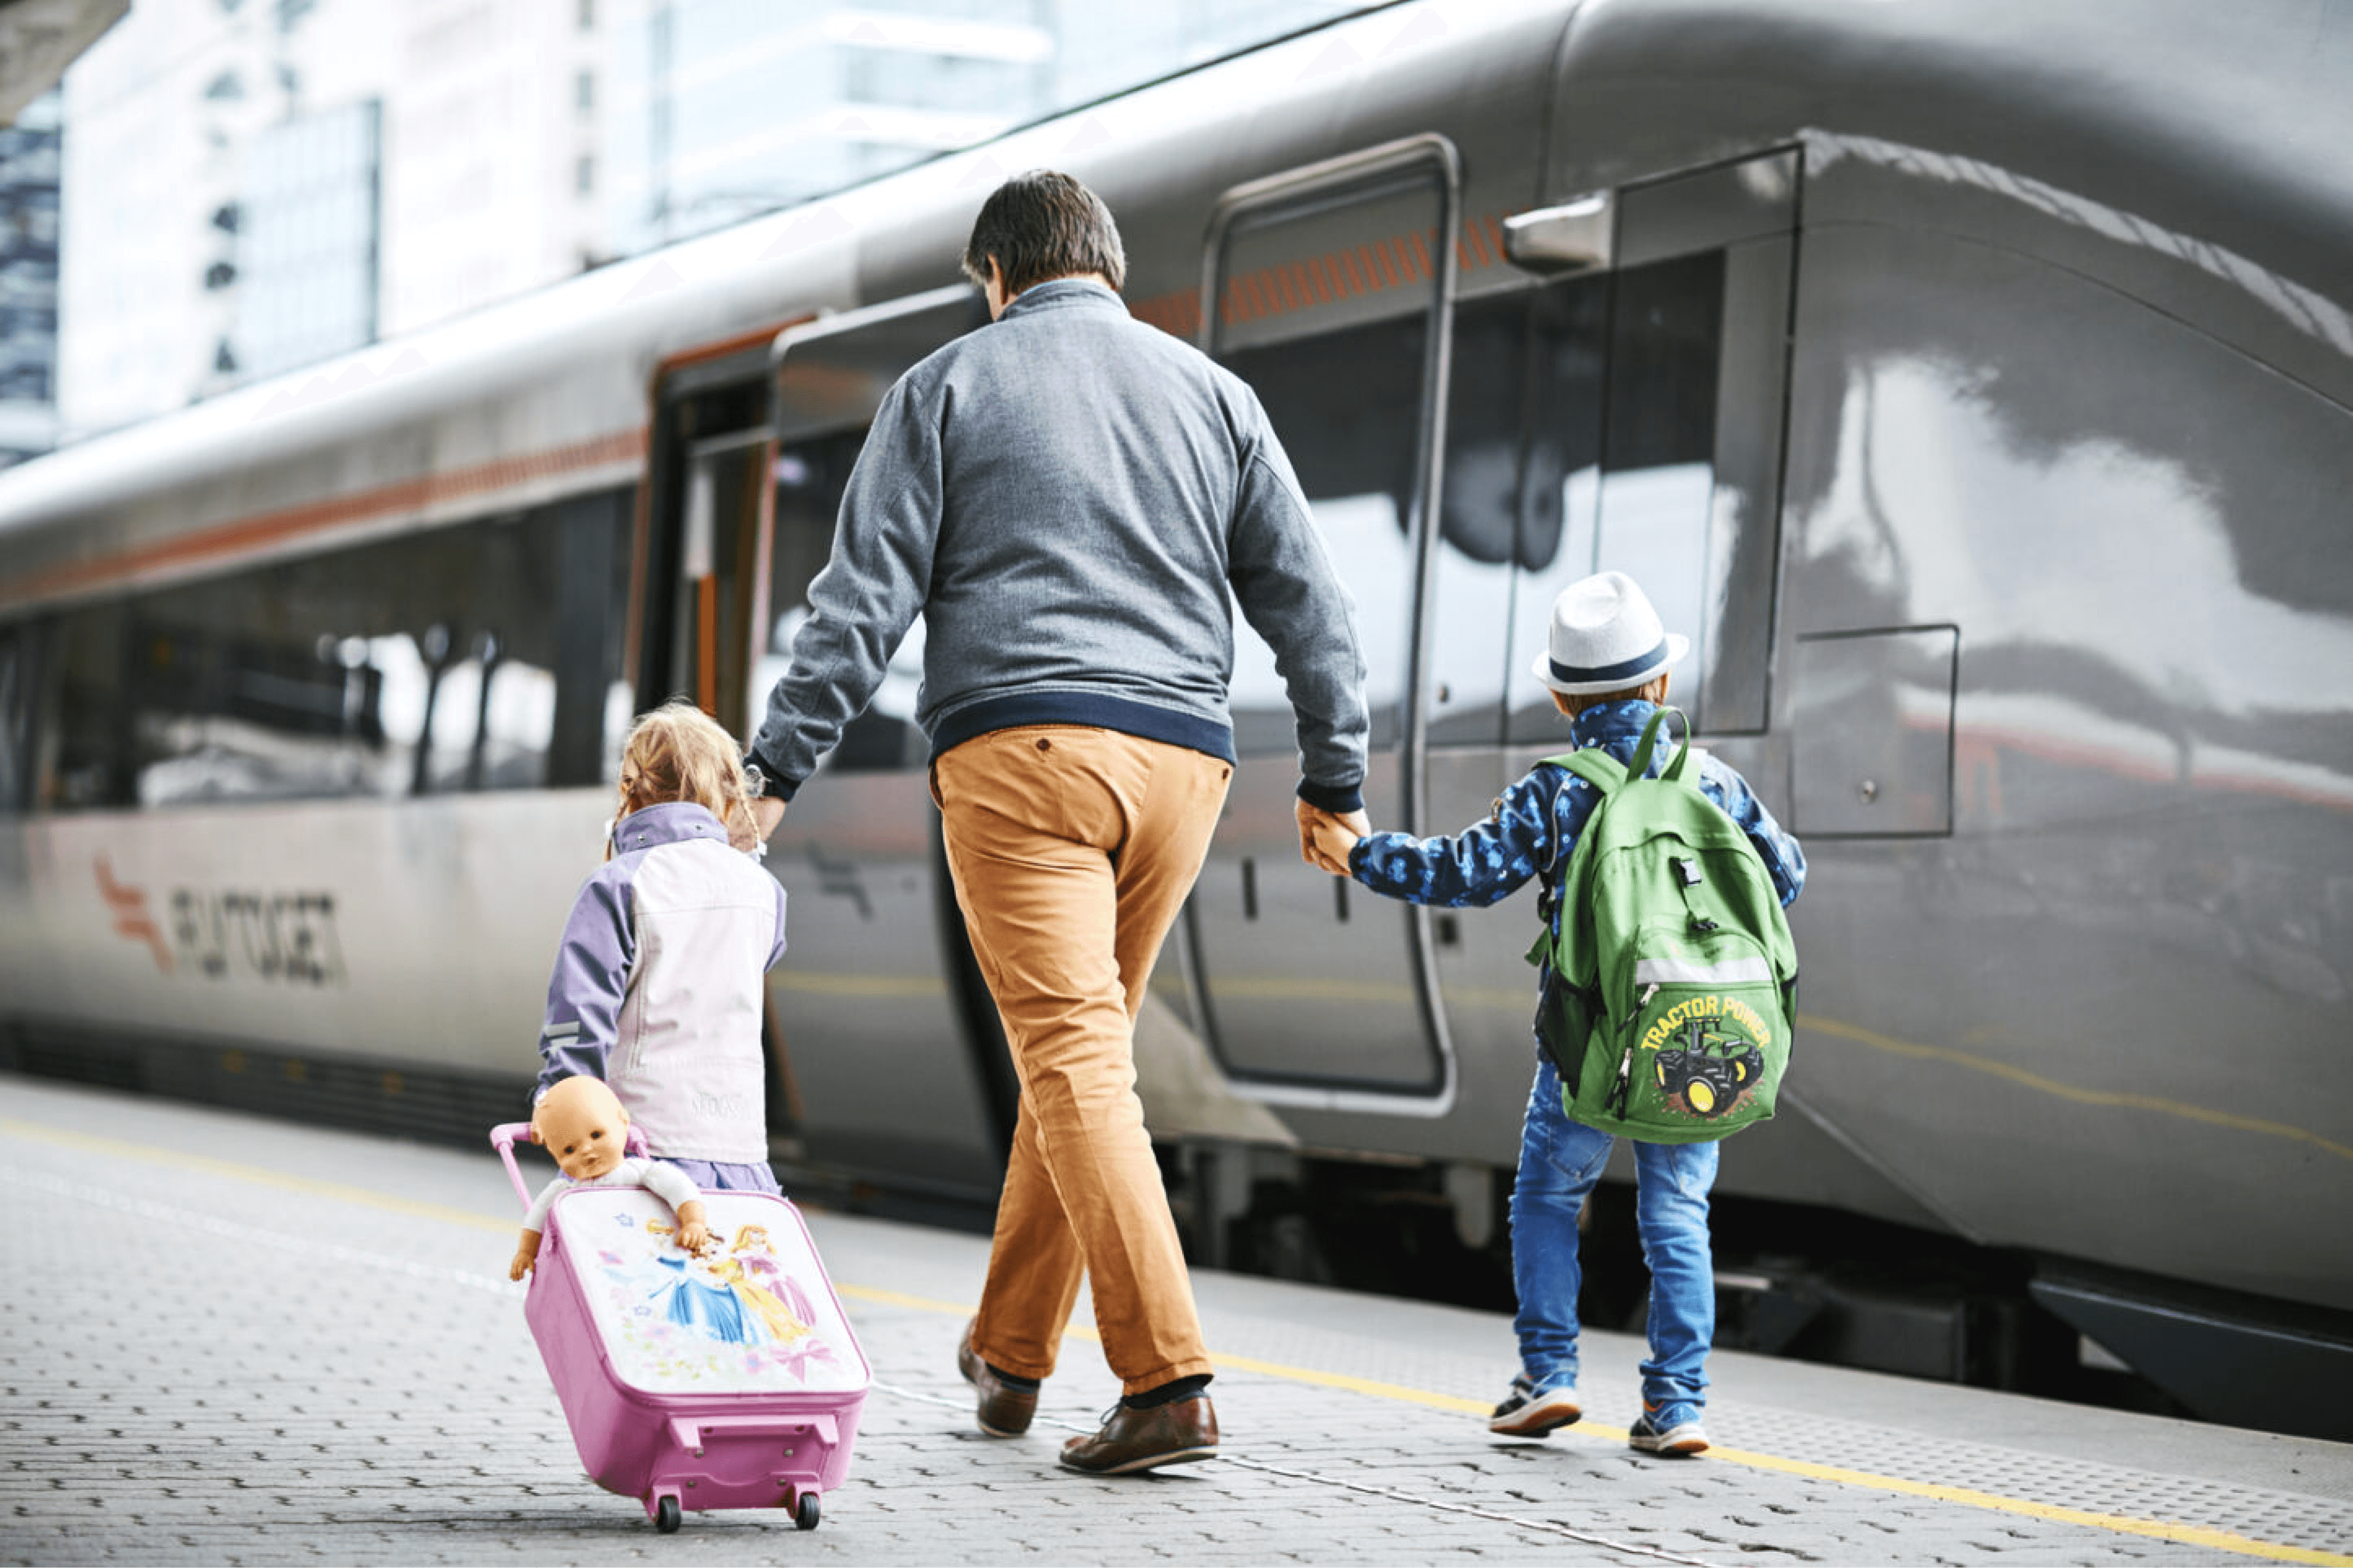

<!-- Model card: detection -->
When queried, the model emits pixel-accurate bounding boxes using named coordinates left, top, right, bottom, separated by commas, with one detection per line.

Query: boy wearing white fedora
left=1319, top=570, right=1805, bottom=1456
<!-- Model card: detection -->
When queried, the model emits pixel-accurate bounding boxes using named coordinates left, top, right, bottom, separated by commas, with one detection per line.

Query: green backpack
left=1528, top=707, right=1798, bottom=1143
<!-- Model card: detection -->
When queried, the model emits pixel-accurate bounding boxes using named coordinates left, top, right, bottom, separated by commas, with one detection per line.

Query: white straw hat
left=1529, top=570, right=1691, bottom=695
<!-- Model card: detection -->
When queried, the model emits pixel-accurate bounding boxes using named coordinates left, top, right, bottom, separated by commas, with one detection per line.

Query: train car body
left=3, top=0, right=2348, bottom=1431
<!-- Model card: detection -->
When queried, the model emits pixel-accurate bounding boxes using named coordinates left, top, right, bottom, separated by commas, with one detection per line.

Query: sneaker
left=1488, top=1375, right=1582, bottom=1437
left=1627, top=1401, right=1709, bottom=1456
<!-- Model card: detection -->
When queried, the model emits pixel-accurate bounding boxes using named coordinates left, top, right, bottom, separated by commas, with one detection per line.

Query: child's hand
left=735, top=797, right=785, bottom=851
left=1297, top=800, right=1367, bottom=875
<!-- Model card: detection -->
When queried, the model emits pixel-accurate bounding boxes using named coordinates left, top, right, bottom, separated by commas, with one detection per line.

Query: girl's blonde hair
left=616, top=700, right=757, bottom=845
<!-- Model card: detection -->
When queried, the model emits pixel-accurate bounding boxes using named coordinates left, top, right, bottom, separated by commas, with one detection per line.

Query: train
left=3, top=0, right=2349, bottom=1438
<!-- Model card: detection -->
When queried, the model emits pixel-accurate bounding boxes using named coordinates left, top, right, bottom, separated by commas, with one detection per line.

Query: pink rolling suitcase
left=493, top=1123, right=870, bottom=1533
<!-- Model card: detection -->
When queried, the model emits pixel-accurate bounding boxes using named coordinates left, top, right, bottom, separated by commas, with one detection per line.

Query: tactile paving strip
left=1722, top=1406, right=2353, bottom=1558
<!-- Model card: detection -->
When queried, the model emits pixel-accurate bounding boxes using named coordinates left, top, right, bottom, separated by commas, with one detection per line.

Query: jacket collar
left=612, top=800, right=730, bottom=855
left=997, top=276, right=1126, bottom=322
left=1569, top=700, right=1666, bottom=751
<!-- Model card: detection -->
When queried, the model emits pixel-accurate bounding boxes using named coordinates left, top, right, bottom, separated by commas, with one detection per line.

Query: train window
left=1506, top=159, right=1795, bottom=743
left=1211, top=159, right=1449, bottom=759
left=1506, top=270, right=1610, bottom=745
left=758, top=429, right=925, bottom=770
left=1594, top=249, right=1724, bottom=710
left=1424, top=289, right=1556, bottom=746
left=0, top=623, right=34, bottom=812
left=1230, top=288, right=1545, bottom=753
left=545, top=487, right=635, bottom=787
left=652, top=377, right=770, bottom=733
left=33, top=490, right=631, bottom=811
left=1222, top=313, right=1422, bottom=756
left=39, top=599, right=129, bottom=808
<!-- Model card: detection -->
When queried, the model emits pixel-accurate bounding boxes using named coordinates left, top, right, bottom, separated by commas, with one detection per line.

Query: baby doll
left=509, top=1075, right=713, bottom=1282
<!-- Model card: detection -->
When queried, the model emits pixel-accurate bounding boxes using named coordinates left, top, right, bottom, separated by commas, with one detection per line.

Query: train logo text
left=171, top=888, right=349, bottom=987
left=94, top=859, right=347, bottom=987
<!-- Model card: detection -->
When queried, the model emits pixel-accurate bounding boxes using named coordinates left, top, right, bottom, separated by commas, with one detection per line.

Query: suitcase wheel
left=655, top=1495, right=682, bottom=1534
left=795, top=1491, right=820, bottom=1532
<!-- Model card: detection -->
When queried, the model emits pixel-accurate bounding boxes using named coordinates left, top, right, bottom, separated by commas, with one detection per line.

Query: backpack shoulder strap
left=1524, top=754, right=1588, bottom=968
left=1524, top=751, right=1621, bottom=971
left=1549, top=748, right=1626, bottom=795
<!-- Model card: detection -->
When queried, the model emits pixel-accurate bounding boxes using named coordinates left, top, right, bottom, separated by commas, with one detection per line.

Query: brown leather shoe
left=957, top=1323, right=1037, bottom=1437
left=1058, top=1395, right=1218, bottom=1475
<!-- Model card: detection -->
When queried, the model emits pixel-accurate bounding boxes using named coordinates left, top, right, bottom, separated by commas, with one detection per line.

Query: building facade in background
left=51, top=0, right=1364, bottom=439
left=0, top=91, right=62, bottom=471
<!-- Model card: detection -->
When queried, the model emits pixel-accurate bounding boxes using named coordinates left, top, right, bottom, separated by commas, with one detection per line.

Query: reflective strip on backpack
left=1633, top=955, right=1773, bottom=987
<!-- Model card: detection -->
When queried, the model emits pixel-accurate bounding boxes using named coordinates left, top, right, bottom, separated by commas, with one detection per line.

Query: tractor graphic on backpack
left=1651, top=1016, right=1766, bottom=1120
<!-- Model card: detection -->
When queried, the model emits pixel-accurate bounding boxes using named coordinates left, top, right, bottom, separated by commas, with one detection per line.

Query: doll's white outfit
left=522, top=1155, right=703, bottom=1233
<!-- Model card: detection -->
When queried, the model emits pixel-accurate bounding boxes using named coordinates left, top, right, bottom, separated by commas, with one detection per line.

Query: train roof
left=1545, top=0, right=2353, bottom=324
left=2, top=0, right=2347, bottom=615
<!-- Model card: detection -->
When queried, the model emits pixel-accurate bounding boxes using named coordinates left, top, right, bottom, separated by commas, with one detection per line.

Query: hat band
left=1549, top=639, right=1667, bottom=687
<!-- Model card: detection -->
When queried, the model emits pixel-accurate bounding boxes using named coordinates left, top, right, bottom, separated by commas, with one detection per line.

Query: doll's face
left=534, top=1082, right=628, bottom=1181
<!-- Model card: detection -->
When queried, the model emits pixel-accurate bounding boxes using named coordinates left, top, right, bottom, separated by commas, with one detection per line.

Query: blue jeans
left=1510, top=1057, right=1719, bottom=1409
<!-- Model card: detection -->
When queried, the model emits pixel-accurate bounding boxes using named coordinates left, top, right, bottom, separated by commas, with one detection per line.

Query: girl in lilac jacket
left=532, top=701, right=789, bottom=1193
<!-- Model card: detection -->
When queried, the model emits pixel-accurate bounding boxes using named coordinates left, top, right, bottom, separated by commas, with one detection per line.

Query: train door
left=638, top=336, right=781, bottom=730
left=1180, top=137, right=1465, bottom=1107
left=753, top=284, right=1015, bottom=1197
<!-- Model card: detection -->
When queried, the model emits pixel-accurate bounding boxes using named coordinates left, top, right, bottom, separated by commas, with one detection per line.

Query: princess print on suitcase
left=589, top=1203, right=845, bottom=1388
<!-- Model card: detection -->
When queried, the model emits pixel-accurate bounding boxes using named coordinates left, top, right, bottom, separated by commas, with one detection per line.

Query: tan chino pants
left=933, top=725, right=1230, bottom=1395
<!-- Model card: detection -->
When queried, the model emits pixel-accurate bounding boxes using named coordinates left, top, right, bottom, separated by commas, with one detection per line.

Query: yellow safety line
left=835, top=1282, right=972, bottom=1316
left=1800, top=1015, right=2353, bottom=1163
left=1, top=1118, right=515, bottom=1232
left=7, top=1113, right=2349, bottom=1566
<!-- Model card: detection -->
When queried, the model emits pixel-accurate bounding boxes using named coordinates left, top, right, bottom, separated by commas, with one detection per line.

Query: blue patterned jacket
left=1346, top=703, right=1806, bottom=958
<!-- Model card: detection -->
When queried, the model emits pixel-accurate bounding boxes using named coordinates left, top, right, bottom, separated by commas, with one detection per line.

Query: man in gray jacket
left=745, top=170, right=1368, bottom=1475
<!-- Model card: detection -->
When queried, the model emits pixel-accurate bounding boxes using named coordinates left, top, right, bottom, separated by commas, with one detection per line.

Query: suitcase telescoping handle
left=669, top=1414, right=839, bottom=1457
left=489, top=1119, right=651, bottom=1214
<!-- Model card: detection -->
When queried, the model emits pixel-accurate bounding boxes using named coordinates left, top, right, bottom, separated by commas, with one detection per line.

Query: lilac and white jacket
left=532, top=801, right=789, bottom=1167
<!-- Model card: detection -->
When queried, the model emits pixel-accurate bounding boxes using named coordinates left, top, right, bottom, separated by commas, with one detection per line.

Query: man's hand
left=735, top=795, right=786, bottom=852
left=1296, top=798, right=1369, bottom=876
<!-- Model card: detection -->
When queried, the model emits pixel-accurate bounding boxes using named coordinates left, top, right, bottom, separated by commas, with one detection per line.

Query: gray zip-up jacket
left=749, top=277, right=1370, bottom=812
left=534, top=802, right=788, bottom=1165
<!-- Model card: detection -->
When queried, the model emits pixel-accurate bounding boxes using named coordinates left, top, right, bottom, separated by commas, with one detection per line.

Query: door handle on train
left=670, top=1414, right=839, bottom=1455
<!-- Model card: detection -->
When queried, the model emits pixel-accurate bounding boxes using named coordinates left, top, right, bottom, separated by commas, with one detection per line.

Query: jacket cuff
left=748, top=749, right=805, bottom=802
left=1296, top=777, right=1363, bottom=815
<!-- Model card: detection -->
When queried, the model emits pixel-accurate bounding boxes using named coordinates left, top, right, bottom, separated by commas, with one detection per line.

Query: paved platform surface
left=4, top=1073, right=2351, bottom=1567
